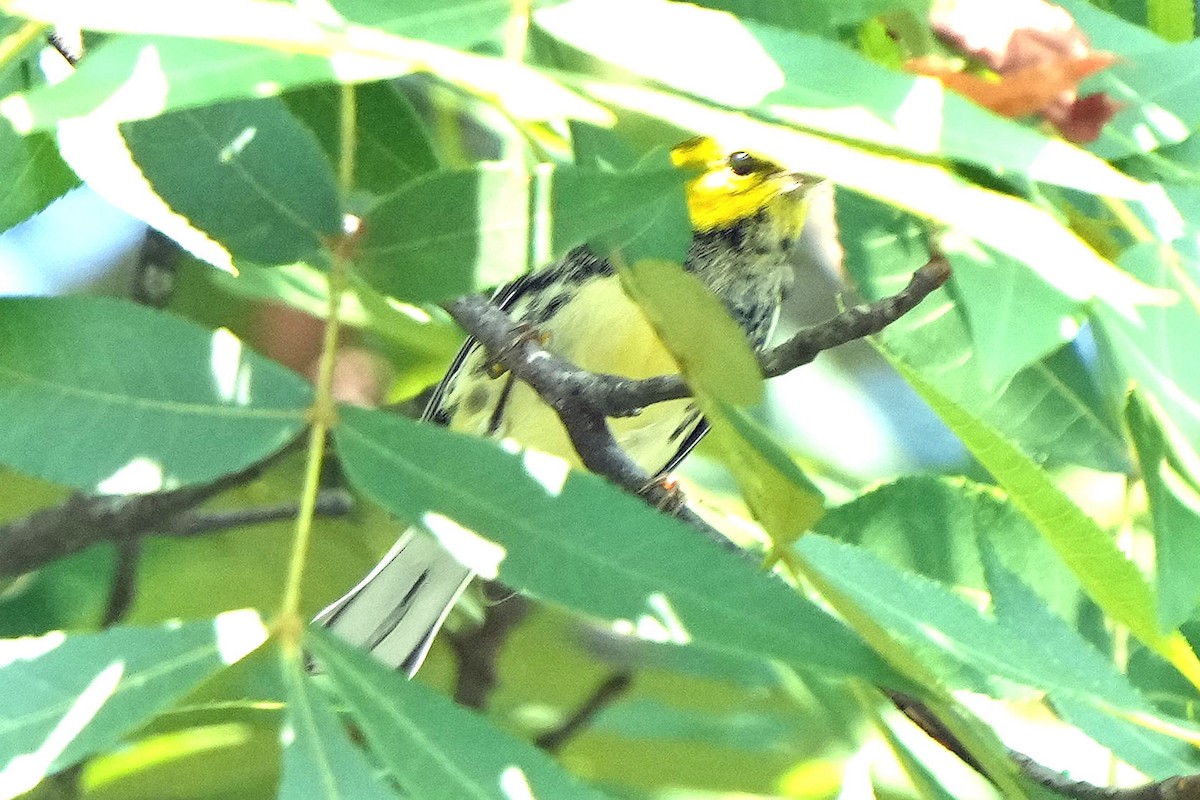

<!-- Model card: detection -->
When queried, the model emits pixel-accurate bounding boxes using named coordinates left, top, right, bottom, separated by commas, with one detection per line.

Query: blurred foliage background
left=4, top=0, right=1200, bottom=798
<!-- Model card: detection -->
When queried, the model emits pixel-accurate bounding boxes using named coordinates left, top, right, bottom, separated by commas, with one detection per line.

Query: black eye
left=727, top=151, right=758, bottom=175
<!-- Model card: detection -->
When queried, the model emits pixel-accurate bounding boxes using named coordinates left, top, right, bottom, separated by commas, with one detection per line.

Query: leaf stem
left=279, top=84, right=357, bottom=626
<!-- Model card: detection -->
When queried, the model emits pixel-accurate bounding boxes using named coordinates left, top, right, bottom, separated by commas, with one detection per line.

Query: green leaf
left=1147, top=0, right=1195, bottom=41
left=801, top=533, right=1200, bottom=776
left=277, top=651, right=400, bottom=800
left=587, top=636, right=785, bottom=689
left=357, top=161, right=691, bottom=302
left=944, top=234, right=1083, bottom=390
left=576, top=82, right=1165, bottom=322
left=305, top=627, right=613, bottom=800
left=789, top=541, right=1032, bottom=797
left=0, top=0, right=508, bottom=131
left=1054, top=696, right=1200, bottom=780
left=563, top=150, right=692, bottom=267
left=0, top=127, right=78, bottom=235
left=3, top=36, right=341, bottom=132
left=0, top=610, right=267, bottom=795
left=702, top=400, right=825, bottom=548
left=1126, top=393, right=1200, bottom=631
left=979, top=539, right=1200, bottom=778
left=356, top=164, right=536, bottom=301
left=1089, top=39, right=1200, bottom=160
left=621, top=259, right=763, bottom=405
left=325, top=0, right=508, bottom=48
left=1095, top=242, right=1200, bottom=489
left=589, top=697, right=802, bottom=751
left=284, top=80, right=439, bottom=206
left=815, top=476, right=1085, bottom=625
left=333, top=405, right=898, bottom=684
left=799, top=533, right=1048, bottom=695
left=0, top=21, right=607, bottom=133
left=838, top=189, right=1128, bottom=473
left=535, top=0, right=1146, bottom=200
left=205, top=261, right=462, bottom=366
left=880, top=348, right=1179, bottom=664
left=0, top=296, right=311, bottom=492
left=120, top=97, right=341, bottom=265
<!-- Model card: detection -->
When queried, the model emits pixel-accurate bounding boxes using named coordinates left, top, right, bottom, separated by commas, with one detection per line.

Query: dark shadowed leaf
left=306, top=627, right=612, bottom=800
left=333, top=405, right=897, bottom=684
left=0, top=296, right=311, bottom=491
left=277, top=652, right=400, bottom=800
left=121, top=97, right=340, bottom=265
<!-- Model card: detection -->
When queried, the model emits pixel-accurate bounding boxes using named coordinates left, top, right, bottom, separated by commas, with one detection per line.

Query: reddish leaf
left=1045, top=92, right=1124, bottom=144
left=913, top=0, right=1120, bottom=141
left=908, top=52, right=1116, bottom=119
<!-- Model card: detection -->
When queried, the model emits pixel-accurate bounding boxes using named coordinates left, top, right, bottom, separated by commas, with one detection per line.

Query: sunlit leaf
left=536, top=0, right=1145, bottom=198
left=1126, top=393, right=1200, bottom=630
left=0, top=610, right=267, bottom=795
left=883, top=348, right=1200, bottom=687
left=357, top=161, right=690, bottom=302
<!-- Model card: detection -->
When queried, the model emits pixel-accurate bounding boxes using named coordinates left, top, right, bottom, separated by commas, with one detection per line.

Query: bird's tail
left=315, top=529, right=473, bottom=675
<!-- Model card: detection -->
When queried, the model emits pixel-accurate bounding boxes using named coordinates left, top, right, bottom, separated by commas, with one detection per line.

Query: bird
left=315, top=137, right=819, bottom=675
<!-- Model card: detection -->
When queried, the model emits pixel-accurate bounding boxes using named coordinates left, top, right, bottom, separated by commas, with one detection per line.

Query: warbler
left=316, top=137, right=819, bottom=674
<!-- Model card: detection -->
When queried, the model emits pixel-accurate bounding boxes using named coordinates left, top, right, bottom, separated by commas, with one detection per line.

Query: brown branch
left=535, top=671, right=633, bottom=754
left=0, top=472, right=262, bottom=578
left=162, top=489, right=353, bottom=538
left=445, top=296, right=736, bottom=552
left=444, top=257, right=949, bottom=551
left=101, top=539, right=142, bottom=628
left=444, top=583, right=530, bottom=710
left=889, top=691, right=1200, bottom=800
left=0, top=439, right=318, bottom=578
left=46, top=28, right=82, bottom=65
left=760, top=255, right=951, bottom=377
left=447, top=257, right=950, bottom=423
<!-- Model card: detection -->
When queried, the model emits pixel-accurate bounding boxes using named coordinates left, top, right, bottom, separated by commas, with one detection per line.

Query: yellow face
left=671, top=137, right=816, bottom=237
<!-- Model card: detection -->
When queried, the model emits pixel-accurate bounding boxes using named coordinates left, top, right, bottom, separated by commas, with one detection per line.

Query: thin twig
left=0, top=440, right=302, bottom=578
left=46, top=28, right=81, bottom=65
left=447, top=257, right=950, bottom=421
left=163, top=489, right=354, bottom=538
left=535, top=672, right=634, bottom=753
left=760, top=256, right=951, bottom=377
left=445, top=583, right=530, bottom=710
left=89, top=491, right=352, bottom=629
left=889, top=691, right=1200, bottom=800
left=443, top=257, right=949, bottom=552
left=100, top=539, right=142, bottom=628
